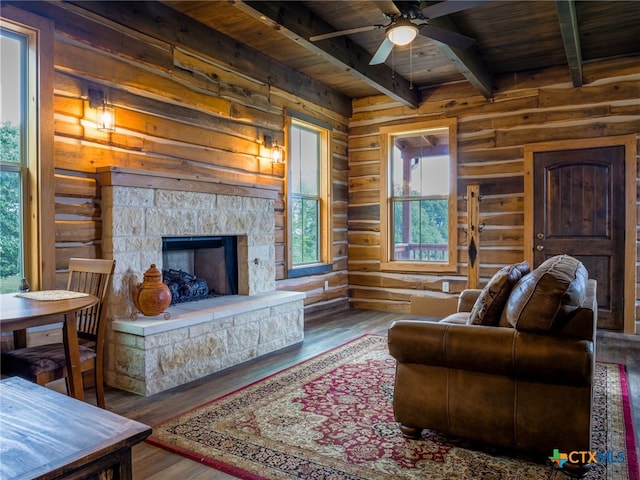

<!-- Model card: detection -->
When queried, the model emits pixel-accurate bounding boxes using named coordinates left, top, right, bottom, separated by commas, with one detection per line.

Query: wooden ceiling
left=158, top=1, right=639, bottom=111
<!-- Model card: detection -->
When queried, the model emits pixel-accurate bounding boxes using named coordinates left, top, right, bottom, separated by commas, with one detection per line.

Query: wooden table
left=0, top=377, right=151, bottom=480
left=0, top=292, right=98, bottom=401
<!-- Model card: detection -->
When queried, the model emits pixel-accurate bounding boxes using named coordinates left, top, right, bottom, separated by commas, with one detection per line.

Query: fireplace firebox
left=162, top=236, right=238, bottom=304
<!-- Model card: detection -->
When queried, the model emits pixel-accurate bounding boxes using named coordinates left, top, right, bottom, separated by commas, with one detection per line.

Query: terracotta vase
left=133, top=264, right=172, bottom=316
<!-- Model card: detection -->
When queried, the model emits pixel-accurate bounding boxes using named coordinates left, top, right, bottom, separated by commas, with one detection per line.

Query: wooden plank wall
left=348, top=59, right=640, bottom=319
left=22, top=2, right=349, bottom=314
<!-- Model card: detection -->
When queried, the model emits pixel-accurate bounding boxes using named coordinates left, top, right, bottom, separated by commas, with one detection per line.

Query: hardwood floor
left=94, top=309, right=639, bottom=480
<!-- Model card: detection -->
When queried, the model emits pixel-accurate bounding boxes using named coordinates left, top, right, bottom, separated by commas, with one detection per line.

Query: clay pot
left=133, top=264, right=172, bottom=316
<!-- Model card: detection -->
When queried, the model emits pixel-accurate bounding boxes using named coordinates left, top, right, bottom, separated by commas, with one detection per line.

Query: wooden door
left=533, top=146, right=625, bottom=330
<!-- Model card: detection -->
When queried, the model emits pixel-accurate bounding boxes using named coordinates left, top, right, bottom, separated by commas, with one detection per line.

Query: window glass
left=290, top=126, right=320, bottom=196
left=0, top=29, right=27, bottom=292
left=390, top=127, right=450, bottom=262
left=290, top=197, right=319, bottom=264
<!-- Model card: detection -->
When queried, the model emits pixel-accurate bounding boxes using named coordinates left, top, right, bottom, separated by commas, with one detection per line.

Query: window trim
left=286, top=111, right=332, bottom=275
left=379, top=118, right=458, bottom=273
left=1, top=6, right=55, bottom=289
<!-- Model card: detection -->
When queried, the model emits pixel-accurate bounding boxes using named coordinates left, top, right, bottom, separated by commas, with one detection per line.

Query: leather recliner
left=388, top=255, right=597, bottom=476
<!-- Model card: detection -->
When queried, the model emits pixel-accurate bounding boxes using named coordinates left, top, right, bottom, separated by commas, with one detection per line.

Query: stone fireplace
left=98, top=167, right=304, bottom=396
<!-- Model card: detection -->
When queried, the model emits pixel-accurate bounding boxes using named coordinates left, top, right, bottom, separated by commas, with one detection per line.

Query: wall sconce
left=271, top=139, right=284, bottom=164
left=264, top=135, right=284, bottom=164
left=89, top=89, right=116, bottom=132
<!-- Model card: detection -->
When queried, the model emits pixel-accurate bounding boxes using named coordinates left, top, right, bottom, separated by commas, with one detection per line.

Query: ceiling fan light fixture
left=386, top=18, right=418, bottom=46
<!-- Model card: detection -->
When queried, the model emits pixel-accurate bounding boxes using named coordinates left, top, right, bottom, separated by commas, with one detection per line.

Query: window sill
left=288, top=264, right=333, bottom=278
left=380, top=261, right=457, bottom=274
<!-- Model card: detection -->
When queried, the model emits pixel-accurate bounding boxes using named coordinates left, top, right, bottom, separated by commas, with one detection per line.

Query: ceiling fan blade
left=310, top=25, right=379, bottom=42
left=421, top=1, right=487, bottom=19
left=419, top=24, right=476, bottom=50
left=369, top=37, right=395, bottom=65
left=373, top=0, right=401, bottom=15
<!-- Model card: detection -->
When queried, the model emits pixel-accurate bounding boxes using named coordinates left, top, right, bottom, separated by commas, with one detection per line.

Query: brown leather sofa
left=388, top=255, right=597, bottom=475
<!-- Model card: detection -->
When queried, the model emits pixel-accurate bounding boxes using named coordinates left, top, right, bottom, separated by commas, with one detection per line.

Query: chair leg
left=95, top=366, right=105, bottom=409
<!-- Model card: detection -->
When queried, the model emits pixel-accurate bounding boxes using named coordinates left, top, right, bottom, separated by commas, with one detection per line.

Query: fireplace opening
left=162, top=236, right=238, bottom=304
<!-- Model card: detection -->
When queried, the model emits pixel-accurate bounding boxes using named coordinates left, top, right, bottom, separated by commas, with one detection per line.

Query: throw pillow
left=506, top=254, right=588, bottom=333
left=468, top=261, right=530, bottom=326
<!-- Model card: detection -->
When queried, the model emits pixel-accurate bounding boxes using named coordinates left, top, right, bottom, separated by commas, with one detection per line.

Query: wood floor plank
left=133, top=441, right=234, bottom=479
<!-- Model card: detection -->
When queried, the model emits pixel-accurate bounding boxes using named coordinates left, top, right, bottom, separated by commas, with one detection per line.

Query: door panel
left=533, top=146, right=625, bottom=330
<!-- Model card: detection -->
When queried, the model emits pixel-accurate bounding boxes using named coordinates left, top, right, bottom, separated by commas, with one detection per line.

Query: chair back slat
left=66, top=258, right=115, bottom=341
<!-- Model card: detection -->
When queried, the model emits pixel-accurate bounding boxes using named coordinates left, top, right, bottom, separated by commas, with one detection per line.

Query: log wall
left=18, top=2, right=350, bottom=314
left=348, top=59, right=640, bottom=333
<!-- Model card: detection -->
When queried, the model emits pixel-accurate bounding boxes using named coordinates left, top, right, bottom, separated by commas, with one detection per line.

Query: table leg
left=62, top=312, right=84, bottom=401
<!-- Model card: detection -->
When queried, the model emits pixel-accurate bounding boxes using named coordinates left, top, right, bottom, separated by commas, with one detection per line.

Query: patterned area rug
left=148, top=335, right=639, bottom=480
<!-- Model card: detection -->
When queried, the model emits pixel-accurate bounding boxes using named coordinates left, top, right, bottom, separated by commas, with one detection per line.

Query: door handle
left=536, top=244, right=544, bottom=251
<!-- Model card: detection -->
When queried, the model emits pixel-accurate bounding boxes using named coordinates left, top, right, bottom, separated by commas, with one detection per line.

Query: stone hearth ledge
left=112, top=291, right=303, bottom=335
left=106, top=291, right=305, bottom=396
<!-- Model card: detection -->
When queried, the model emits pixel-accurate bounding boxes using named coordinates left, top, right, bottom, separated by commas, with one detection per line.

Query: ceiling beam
left=58, top=1, right=353, bottom=118
left=426, top=16, right=494, bottom=99
left=235, top=1, right=420, bottom=108
left=555, top=0, right=583, bottom=87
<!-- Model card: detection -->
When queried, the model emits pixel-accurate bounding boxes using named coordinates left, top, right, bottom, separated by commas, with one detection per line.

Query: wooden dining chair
left=1, top=258, right=115, bottom=408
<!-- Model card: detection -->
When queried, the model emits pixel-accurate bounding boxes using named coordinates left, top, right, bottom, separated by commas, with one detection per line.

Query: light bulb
left=386, top=19, right=418, bottom=46
left=97, top=103, right=115, bottom=132
left=271, top=141, right=283, bottom=164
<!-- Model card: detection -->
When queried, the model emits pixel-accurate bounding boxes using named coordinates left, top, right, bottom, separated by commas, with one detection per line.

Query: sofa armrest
left=388, top=320, right=593, bottom=386
left=457, top=289, right=481, bottom=312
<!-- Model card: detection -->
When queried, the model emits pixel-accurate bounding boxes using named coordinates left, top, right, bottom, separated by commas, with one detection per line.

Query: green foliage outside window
left=0, top=121, right=22, bottom=286
left=291, top=196, right=319, bottom=264
left=393, top=198, right=448, bottom=245
left=392, top=197, right=449, bottom=262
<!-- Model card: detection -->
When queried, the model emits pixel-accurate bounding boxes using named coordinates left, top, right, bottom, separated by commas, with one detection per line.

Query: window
left=287, top=113, right=331, bottom=276
left=0, top=9, right=54, bottom=292
left=380, top=118, right=457, bottom=272
left=0, top=28, right=28, bottom=293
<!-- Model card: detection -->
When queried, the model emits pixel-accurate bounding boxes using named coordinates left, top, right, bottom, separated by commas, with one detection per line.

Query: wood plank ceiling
left=155, top=1, right=638, bottom=111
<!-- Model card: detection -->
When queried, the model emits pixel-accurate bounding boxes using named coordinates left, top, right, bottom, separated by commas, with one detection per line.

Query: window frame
left=1, top=7, right=55, bottom=290
left=286, top=111, right=332, bottom=277
left=379, top=118, right=458, bottom=273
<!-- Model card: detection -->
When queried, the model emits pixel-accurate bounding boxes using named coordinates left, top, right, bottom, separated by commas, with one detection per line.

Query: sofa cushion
left=506, top=255, right=588, bottom=333
left=468, top=261, right=530, bottom=326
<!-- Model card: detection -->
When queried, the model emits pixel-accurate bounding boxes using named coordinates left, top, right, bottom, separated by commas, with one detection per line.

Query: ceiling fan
left=310, top=1, right=484, bottom=65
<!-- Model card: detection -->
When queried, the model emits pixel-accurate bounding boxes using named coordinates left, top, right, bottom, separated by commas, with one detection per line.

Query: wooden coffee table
left=0, top=377, right=151, bottom=480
